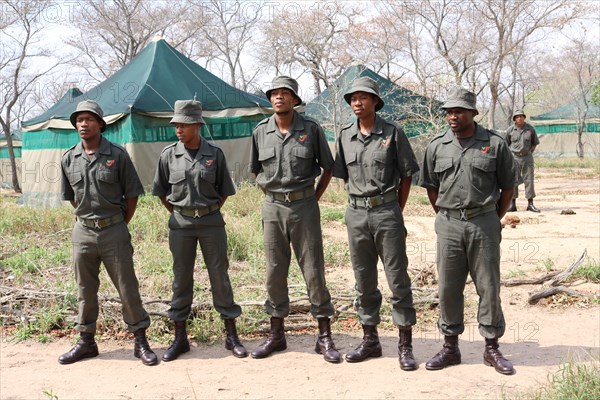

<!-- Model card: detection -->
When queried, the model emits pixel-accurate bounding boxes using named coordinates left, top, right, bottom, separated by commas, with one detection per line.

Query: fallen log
left=528, top=285, right=595, bottom=305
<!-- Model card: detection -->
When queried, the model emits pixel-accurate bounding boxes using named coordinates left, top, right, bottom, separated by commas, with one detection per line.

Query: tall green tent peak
left=305, top=64, right=441, bottom=139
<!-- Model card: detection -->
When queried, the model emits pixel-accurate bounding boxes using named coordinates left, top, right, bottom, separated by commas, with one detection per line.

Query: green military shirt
left=505, top=122, right=539, bottom=157
left=419, top=124, right=518, bottom=209
left=152, top=139, right=236, bottom=208
left=249, top=110, right=334, bottom=192
left=333, top=116, right=419, bottom=196
left=60, top=136, right=144, bottom=219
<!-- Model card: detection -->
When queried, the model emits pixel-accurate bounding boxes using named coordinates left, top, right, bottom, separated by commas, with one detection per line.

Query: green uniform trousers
left=71, top=221, right=150, bottom=333
left=168, top=225, right=241, bottom=321
left=345, top=202, right=416, bottom=327
left=262, top=196, right=335, bottom=319
left=435, top=211, right=505, bottom=338
left=513, top=154, right=536, bottom=199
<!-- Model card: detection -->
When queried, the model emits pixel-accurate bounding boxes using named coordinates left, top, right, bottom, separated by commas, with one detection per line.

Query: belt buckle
left=459, top=209, right=467, bottom=221
left=194, top=208, right=201, bottom=218
left=364, top=197, right=373, bottom=209
left=283, top=192, right=291, bottom=202
left=93, top=219, right=101, bottom=229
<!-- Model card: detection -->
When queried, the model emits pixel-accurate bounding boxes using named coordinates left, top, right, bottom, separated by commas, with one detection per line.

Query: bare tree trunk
left=0, top=122, right=21, bottom=193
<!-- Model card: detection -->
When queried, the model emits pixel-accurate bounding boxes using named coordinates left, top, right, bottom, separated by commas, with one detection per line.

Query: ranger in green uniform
left=333, top=77, right=419, bottom=370
left=59, top=100, right=157, bottom=366
left=152, top=100, right=246, bottom=361
left=419, top=88, right=517, bottom=375
left=505, top=109, right=540, bottom=212
left=249, top=76, right=340, bottom=363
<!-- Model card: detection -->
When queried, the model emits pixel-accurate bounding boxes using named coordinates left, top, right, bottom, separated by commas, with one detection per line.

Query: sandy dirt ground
left=1, top=169, right=599, bottom=400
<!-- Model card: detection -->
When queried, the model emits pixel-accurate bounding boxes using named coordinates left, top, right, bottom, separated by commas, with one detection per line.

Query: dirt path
left=1, top=170, right=599, bottom=400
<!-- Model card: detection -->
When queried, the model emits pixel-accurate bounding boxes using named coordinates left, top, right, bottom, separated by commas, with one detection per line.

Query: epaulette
left=253, top=117, right=270, bottom=130
left=429, top=130, right=447, bottom=143
left=110, top=142, right=127, bottom=153
left=160, top=142, right=178, bottom=154
left=488, top=129, right=505, bottom=140
left=339, top=121, right=355, bottom=132
left=302, top=115, right=321, bottom=126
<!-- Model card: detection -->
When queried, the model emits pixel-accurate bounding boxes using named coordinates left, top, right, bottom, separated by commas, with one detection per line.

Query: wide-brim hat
left=512, top=109, right=526, bottom=120
left=70, top=100, right=107, bottom=133
left=442, top=87, right=478, bottom=112
left=343, top=76, right=384, bottom=111
left=265, top=76, right=302, bottom=106
left=170, top=100, right=206, bottom=124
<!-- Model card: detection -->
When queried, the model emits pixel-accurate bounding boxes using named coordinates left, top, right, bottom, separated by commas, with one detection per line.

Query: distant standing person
left=59, top=100, right=157, bottom=366
left=333, top=77, right=419, bottom=370
left=419, top=88, right=518, bottom=375
left=249, top=76, right=340, bottom=363
left=152, top=100, right=247, bottom=361
left=506, top=109, right=540, bottom=212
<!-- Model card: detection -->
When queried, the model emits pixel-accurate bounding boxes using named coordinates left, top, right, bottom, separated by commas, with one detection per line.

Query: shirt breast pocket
left=69, top=170, right=84, bottom=201
left=291, top=146, right=314, bottom=177
left=258, top=146, right=276, bottom=179
left=199, top=165, right=216, bottom=184
left=97, top=169, right=118, bottom=184
left=168, top=170, right=188, bottom=202
left=472, top=156, right=497, bottom=189
left=434, top=157, right=454, bottom=194
left=372, top=150, right=391, bottom=182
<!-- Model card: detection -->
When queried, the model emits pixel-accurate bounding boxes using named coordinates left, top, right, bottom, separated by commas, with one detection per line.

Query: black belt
left=348, top=191, right=397, bottom=209
left=267, top=187, right=315, bottom=203
left=77, top=214, right=124, bottom=229
left=513, top=151, right=531, bottom=157
left=173, top=205, right=220, bottom=218
left=440, top=203, right=497, bottom=221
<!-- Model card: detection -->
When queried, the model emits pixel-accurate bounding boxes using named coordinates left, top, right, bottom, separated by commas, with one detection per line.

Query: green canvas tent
left=530, top=93, right=600, bottom=157
left=305, top=64, right=442, bottom=140
left=20, top=38, right=272, bottom=206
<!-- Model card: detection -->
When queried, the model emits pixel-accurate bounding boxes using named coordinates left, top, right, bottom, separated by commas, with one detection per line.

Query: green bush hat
left=170, top=100, right=206, bottom=125
left=344, top=77, right=385, bottom=111
left=442, top=87, right=478, bottom=112
left=70, top=100, right=107, bottom=132
left=265, top=76, right=302, bottom=106
left=512, top=109, right=526, bottom=120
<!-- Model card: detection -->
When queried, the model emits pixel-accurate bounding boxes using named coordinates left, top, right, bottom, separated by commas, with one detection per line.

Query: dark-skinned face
left=445, top=108, right=477, bottom=135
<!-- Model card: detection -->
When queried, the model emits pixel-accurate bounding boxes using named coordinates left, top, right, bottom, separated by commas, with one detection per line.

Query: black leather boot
left=251, top=317, right=287, bottom=359
left=345, top=325, right=382, bottom=363
left=224, top=318, right=248, bottom=358
left=58, top=332, right=99, bottom=364
left=314, top=318, right=341, bottom=363
left=425, top=335, right=461, bottom=370
left=133, top=328, right=158, bottom=366
left=484, top=338, right=514, bottom=375
left=162, top=320, right=190, bottom=362
left=507, top=199, right=517, bottom=212
left=398, top=327, right=416, bottom=371
left=527, top=199, right=540, bottom=213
